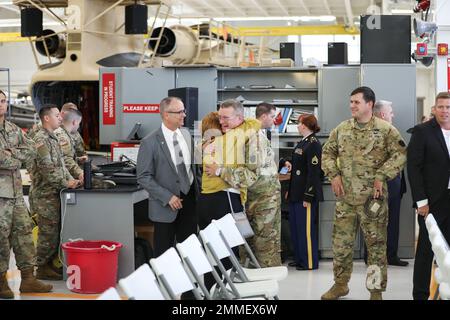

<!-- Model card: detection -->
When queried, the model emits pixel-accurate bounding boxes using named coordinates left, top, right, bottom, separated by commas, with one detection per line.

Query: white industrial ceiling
left=0, top=0, right=418, bottom=27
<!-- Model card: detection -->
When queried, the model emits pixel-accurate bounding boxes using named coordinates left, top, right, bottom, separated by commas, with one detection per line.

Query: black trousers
left=387, top=175, right=402, bottom=259
left=413, top=193, right=450, bottom=300
left=197, top=191, right=243, bottom=291
left=152, top=184, right=197, bottom=258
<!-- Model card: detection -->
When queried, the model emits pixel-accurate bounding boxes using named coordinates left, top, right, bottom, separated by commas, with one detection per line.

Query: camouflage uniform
left=55, top=126, right=83, bottom=179
left=27, top=121, right=42, bottom=140
left=0, top=120, right=36, bottom=273
left=221, top=124, right=282, bottom=267
left=71, top=130, right=86, bottom=159
left=29, top=128, right=73, bottom=266
left=30, top=122, right=86, bottom=160
left=322, top=116, right=406, bottom=292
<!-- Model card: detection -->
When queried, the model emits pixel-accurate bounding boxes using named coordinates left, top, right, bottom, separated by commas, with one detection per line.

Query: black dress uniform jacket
left=287, top=134, right=324, bottom=203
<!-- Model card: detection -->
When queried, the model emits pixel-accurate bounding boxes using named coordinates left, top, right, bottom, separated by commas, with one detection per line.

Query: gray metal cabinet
left=99, top=66, right=218, bottom=144
left=361, top=63, right=416, bottom=258
left=99, top=67, right=176, bottom=145
left=319, top=66, right=360, bottom=134
left=319, top=184, right=362, bottom=258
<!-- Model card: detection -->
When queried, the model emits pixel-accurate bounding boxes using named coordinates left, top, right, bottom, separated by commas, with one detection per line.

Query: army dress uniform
left=285, top=133, right=323, bottom=270
left=29, top=128, right=73, bottom=267
left=221, top=128, right=282, bottom=267
left=55, top=126, right=83, bottom=179
left=0, top=120, right=36, bottom=274
left=322, top=116, right=406, bottom=293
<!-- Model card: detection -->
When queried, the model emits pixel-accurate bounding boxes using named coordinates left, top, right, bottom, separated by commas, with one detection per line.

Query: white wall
left=416, top=65, right=436, bottom=116
left=0, top=41, right=46, bottom=94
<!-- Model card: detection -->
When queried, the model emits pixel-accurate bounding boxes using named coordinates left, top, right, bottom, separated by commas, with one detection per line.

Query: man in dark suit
left=407, top=91, right=450, bottom=300
left=137, top=97, right=198, bottom=258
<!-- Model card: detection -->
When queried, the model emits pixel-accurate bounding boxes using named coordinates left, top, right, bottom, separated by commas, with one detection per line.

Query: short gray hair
left=159, top=96, right=182, bottom=115
left=63, top=108, right=82, bottom=123
left=61, top=102, right=78, bottom=112
left=220, top=99, right=244, bottom=116
left=373, top=100, right=392, bottom=116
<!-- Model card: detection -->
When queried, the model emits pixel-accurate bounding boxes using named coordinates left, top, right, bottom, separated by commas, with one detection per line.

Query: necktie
left=173, top=132, right=191, bottom=195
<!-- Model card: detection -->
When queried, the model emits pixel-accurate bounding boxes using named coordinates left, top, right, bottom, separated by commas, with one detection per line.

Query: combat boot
left=0, top=272, right=14, bottom=299
left=370, top=291, right=383, bottom=300
left=19, top=268, right=53, bottom=293
left=321, top=283, right=349, bottom=300
left=36, top=264, right=63, bottom=281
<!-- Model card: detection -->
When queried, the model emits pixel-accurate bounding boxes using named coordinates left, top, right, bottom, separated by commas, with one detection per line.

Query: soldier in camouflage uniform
left=321, top=87, right=406, bottom=300
left=28, top=102, right=87, bottom=164
left=205, top=100, right=282, bottom=267
left=29, top=105, right=80, bottom=280
left=60, top=103, right=87, bottom=163
left=0, top=90, right=52, bottom=299
left=55, top=108, right=84, bottom=181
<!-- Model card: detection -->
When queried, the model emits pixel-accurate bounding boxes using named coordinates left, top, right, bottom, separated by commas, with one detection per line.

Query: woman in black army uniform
left=281, top=114, right=323, bottom=270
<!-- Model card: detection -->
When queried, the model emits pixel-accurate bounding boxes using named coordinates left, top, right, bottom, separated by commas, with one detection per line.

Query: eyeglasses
left=218, top=115, right=237, bottom=121
left=167, top=109, right=186, bottom=115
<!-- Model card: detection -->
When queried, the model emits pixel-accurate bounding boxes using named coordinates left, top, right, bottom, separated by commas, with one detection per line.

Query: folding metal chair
left=97, top=287, right=122, bottom=300
left=199, top=223, right=279, bottom=300
left=118, top=264, right=167, bottom=300
left=213, top=214, right=287, bottom=283
left=176, top=234, right=233, bottom=300
left=149, top=247, right=203, bottom=300
left=426, top=214, right=450, bottom=300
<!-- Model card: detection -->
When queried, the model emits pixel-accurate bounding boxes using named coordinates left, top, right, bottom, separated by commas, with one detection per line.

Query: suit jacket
left=407, top=118, right=450, bottom=210
left=137, top=126, right=199, bottom=223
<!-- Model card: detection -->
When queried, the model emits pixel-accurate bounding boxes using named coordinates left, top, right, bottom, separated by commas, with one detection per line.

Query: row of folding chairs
left=425, top=214, right=450, bottom=300
left=97, top=213, right=288, bottom=300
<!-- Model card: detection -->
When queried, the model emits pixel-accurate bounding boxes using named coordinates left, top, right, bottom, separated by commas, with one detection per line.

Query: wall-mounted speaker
left=125, top=4, right=148, bottom=35
left=168, top=87, right=198, bottom=129
left=21, top=7, right=43, bottom=37
left=328, top=42, right=348, bottom=65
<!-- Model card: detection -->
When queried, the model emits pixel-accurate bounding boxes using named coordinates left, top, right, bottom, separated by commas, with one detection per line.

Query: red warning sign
left=102, top=73, right=116, bottom=125
left=123, top=104, right=160, bottom=113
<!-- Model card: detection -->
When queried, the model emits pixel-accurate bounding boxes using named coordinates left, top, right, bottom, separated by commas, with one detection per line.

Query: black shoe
left=296, top=265, right=317, bottom=271
left=388, top=257, right=409, bottom=267
left=288, top=262, right=298, bottom=267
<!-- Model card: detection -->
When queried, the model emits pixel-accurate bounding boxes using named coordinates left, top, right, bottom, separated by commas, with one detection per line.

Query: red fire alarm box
left=438, top=43, right=448, bottom=56
left=416, top=43, right=428, bottom=56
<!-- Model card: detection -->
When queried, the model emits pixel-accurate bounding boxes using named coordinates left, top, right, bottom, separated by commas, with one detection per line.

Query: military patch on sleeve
left=312, top=155, right=319, bottom=165
left=399, top=140, right=406, bottom=147
left=36, top=142, right=49, bottom=157
left=295, top=148, right=303, bottom=155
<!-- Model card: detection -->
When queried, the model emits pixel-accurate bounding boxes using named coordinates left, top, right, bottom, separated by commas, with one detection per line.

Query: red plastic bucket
left=61, top=240, right=122, bottom=294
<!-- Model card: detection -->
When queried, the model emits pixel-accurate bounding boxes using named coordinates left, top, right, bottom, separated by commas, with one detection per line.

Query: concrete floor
left=4, top=252, right=414, bottom=300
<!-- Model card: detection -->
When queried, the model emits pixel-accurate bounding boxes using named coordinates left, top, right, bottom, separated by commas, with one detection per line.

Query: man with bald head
left=373, top=100, right=408, bottom=267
